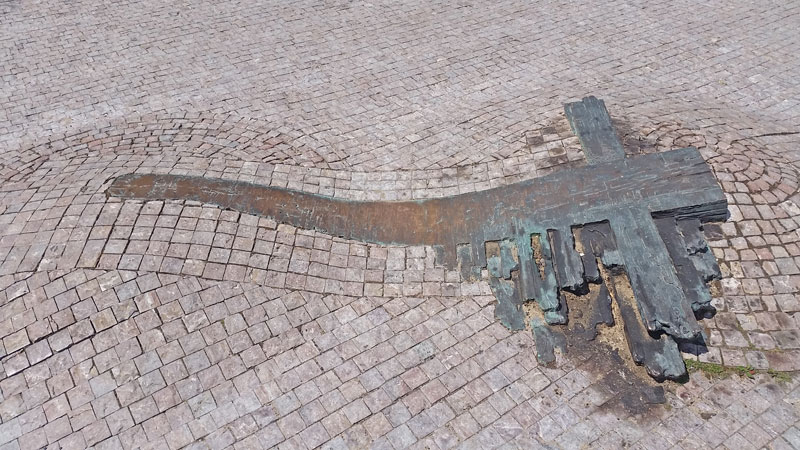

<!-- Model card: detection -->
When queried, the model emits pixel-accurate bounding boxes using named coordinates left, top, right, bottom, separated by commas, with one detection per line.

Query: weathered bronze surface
left=106, top=96, right=728, bottom=380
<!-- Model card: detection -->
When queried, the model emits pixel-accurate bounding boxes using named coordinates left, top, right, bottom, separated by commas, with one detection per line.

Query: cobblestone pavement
left=2, top=0, right=800, bottom=449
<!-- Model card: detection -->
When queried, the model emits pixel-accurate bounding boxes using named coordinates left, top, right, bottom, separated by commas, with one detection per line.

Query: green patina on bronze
left=106, top=97, right=729, bottom=381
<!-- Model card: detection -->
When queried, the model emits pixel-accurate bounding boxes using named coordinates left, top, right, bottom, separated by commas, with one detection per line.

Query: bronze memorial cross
left=107, top=96, right=728, bottom=381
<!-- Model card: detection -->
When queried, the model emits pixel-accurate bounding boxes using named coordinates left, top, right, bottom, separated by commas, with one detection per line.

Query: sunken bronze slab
left=106, top=96, right=729, bottom=380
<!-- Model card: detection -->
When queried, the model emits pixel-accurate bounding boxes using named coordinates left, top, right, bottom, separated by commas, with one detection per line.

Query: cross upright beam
left=564, top=95, right=626, bottom=163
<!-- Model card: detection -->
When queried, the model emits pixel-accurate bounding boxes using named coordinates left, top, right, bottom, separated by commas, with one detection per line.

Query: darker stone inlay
left=106, top=96, right=729, bottom=381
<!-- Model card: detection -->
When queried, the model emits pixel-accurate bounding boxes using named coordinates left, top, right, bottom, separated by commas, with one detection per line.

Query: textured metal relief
left=107, top=97, right=728, bottom=381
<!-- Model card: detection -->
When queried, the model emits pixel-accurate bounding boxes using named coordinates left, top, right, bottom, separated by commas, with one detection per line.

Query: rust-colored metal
left=105, top=97, right=729, bottom=382
left=107, top=146, right=725, bottom=266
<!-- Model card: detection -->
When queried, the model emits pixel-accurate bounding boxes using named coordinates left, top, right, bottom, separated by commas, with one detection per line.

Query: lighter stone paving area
left=1, top=0, right=800, bottom=449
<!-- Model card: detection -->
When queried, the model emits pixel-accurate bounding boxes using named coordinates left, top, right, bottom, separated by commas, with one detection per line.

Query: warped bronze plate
left=107, top=97, right=728, bottom=381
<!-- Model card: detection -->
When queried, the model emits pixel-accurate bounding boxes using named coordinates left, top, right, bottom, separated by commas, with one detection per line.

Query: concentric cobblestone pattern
left=3, top=0, right=800, bottom=448
left=0, top=113, right=583, bottom=203
left=2, top=0, right=800, bottom=166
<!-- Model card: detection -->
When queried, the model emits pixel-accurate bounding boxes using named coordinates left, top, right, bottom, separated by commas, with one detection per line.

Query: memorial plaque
left=107, top=97, right=728, bottom=380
